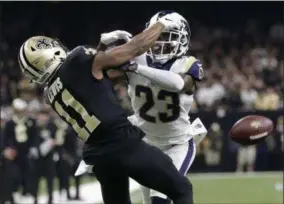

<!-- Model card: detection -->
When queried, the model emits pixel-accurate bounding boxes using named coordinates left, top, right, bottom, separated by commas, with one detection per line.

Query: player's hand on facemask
left=100, top=30, right=132, bottom=45
left=157, top=13, right=182, bottom=30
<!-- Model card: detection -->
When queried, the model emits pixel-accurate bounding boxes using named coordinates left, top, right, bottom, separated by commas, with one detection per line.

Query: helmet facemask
left=36, top=49, right=66, bottom=84
left=146, top=12, right=191, bottom=64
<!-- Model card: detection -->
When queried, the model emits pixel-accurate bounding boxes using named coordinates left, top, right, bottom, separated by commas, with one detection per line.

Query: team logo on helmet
left=35, top=39, right=53, bottom=49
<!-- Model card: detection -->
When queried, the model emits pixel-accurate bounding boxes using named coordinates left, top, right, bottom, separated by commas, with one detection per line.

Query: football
left=230, top=115, right=274, bottom=146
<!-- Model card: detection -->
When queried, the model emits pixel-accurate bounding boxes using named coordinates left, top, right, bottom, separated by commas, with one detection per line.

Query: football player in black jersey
left=2, top=98, right=39, bottom=203
left=18, top=13, right=193, bottom=204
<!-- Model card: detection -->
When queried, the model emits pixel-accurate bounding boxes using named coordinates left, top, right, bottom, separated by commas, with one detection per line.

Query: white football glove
left=150, top=13, right=182, bottom=30
left=100, top=30, right=132, bottom=45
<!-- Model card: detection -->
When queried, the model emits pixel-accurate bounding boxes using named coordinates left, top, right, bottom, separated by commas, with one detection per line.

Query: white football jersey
left=127, top=54, right=204, bottom=145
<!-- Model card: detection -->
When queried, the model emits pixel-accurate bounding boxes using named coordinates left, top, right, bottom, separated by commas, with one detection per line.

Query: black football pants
left=32, top=157, right=55, bottom=204
left=94, top=140, right=193, bottom=204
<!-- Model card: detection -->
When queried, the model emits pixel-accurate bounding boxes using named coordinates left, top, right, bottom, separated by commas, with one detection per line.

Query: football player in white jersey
left=124, top=11, right=207, bottom=204
left=76, top=11, right=207, bottom=204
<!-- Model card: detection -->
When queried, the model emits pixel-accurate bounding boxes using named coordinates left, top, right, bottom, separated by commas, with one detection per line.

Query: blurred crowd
left=1, top=7, right=283, bottom=114
left=116, top=19, right=284, bottom=113
left=0, top=2, right=283, bottom=204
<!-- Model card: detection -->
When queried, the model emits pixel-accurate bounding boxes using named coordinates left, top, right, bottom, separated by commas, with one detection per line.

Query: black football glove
left=119, top=61, right=137, bottom=72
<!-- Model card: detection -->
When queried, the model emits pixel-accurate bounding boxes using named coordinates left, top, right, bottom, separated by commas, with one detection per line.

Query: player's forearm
left=136, top=64, right=185, bottom=92
left=129, top=22, right=165, bottom=56
left=100, top=23, right=165, bottom=68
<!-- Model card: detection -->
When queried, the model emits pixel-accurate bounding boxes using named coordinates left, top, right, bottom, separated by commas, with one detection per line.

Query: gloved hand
left=148, top=13, right=182, bottom=30
left=119, top=61, right=138, bottom=72
left=100, top=30, right=132, bottom=45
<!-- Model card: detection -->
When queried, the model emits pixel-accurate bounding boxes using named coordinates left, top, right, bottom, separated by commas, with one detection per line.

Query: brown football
left=230, top=115, right=274, bottom=146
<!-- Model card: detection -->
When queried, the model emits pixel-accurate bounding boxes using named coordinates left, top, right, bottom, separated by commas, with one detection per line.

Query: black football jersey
left=2, top=117, right=38, bottom=156
left=44, top=46, right=131, bottom=142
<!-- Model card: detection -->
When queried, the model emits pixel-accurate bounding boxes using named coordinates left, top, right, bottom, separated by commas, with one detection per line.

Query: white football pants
left=140, top=138, right=196, bottom=204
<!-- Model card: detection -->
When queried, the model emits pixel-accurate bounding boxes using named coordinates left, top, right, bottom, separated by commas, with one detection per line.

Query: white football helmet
left=18, top=36, right=68, bottom=84
left=146, top=11, right=191, bottom=64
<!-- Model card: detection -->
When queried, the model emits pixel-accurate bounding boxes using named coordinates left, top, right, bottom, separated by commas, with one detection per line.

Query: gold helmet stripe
left=22, top=42, right=44, bottom=74
left=19, top=44, right=41, bottom=78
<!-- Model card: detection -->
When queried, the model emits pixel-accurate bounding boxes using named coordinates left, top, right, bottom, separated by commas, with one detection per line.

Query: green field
left=35, top=172, right=282, bottom=204
left=131, top=172, right=283, bottom=204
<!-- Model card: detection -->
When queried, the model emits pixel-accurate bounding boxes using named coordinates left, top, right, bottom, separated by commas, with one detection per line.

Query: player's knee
left=151, top=196, right=171, bottom=204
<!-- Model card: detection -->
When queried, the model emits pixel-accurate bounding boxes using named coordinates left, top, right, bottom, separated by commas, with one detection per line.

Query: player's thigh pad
left=150, top=138, right=196, bottom=199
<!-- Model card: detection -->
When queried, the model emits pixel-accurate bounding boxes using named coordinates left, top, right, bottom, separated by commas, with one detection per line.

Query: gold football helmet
left=18, top=36, right=68, bottom=84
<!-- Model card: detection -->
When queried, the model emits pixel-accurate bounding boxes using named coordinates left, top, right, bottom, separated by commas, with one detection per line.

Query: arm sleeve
left=136, top=64, right=185, bottom=92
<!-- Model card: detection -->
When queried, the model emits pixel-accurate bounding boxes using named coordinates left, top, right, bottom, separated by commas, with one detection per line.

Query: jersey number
left=54, top=89, right=100, bottom=141
left=135, top=85, right=180, bottom=123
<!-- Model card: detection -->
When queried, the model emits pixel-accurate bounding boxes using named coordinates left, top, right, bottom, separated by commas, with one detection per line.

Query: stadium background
left=0, top=2, right=283, bottom=204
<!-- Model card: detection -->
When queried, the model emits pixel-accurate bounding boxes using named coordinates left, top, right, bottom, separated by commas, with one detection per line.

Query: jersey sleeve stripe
left=184, top=56, right=197, bottom=73
left=23, top=43, right=45, bottom=74
left=184, top=57, right=204, bottom=81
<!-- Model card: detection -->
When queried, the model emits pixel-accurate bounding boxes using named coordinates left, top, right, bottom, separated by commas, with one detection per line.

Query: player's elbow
left=168, top=78, right=185, bottom=92
left=176, top=80, right=185, bottom=92
left=180, top=75, right=196, bottom=94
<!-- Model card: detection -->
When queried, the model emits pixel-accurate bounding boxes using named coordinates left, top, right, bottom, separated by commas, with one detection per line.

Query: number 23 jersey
left=127, top=54, right=204, bottom=145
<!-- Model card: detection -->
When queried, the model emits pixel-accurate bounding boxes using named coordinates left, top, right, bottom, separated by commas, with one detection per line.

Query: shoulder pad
left=68, top=46, right=97, bottom=61
left=184, top=56, right=204, bottom=81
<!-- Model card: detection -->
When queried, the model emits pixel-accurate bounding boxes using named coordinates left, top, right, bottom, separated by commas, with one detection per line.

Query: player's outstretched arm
left=92, top=13, right=180, bottom=72
left=134, top=63, right=185, bottom=92
left=122, top=56, right=203, bottom=93
left=93, top=22, right=164, bottom=70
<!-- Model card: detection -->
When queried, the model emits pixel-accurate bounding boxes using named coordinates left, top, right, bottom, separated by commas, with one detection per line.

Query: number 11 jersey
left=44, top=46, right=132, bottom=143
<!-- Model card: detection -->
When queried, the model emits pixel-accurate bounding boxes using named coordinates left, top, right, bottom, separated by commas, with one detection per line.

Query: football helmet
left=146, top=11, right=191, bottom=64
left=18, top=36, right=68, bottom=84
left=12, top=98, right=27, bottom=111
